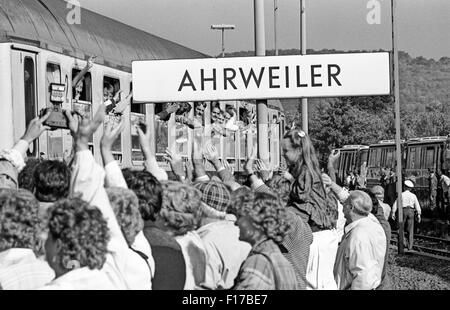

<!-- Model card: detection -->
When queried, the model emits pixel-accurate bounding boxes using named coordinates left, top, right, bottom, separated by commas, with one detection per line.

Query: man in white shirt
left=440, top=172, right=450, bottom=218
left=333, top=190, right=386, bottom=290
left=392, top=180, right=421, bottom=250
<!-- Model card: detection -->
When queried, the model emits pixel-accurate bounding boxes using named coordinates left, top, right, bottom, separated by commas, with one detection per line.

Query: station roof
left=0, top=0, right=208, bottom=72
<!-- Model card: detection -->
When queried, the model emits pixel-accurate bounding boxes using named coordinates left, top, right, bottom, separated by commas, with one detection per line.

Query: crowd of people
left=0, top=100, right=394, bottom=290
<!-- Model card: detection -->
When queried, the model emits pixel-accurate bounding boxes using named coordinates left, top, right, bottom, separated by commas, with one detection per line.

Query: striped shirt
left=234, top=239, right=299, bottom=290
left=255, top=184, right=313, bottom=289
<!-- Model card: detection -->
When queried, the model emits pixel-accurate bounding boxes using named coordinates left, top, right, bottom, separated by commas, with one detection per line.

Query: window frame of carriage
left=72, top=66, right=94, bottom=153
left=45, top=61, right=65, bottom=160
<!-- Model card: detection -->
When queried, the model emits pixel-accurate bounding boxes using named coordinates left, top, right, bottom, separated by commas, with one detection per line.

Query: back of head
left=347, top=190, right=373, bottom=216
left=283, top=129, right=322, bottom=183
left=106, top=187, right=143, bottom=246
left=0, top=188, right=40, bottom=252
left=160, top=181, right=203, bottom=236
left=48, top=197, right=110, bottom=270
left=193, top=181, right=231, bottom=212
left=33, top=160, right=70, bottom=203
left=267, top=173, right=293, bottom=205
left=229, top=186, right=252, bottom=216
left=123, top=169, right=162, bottom=222
left=235, top=191, right=291, bottom=244
left=18, top=158, right=41, bottom=191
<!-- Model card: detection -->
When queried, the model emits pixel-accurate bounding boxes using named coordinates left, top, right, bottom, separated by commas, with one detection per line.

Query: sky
left=76, top=0, right=450, bottom=60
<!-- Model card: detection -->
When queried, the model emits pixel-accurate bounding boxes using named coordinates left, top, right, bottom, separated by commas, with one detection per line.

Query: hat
left=404, top=180, right=414, bottom=188
left=194, top=181, right=231, bottom=212
left=0, top=160, right=18, bottom=188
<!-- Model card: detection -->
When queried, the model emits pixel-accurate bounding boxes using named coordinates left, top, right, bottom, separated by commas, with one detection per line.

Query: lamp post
left=300, top=0, right=308, bottom=134
left=211, top=24, right=235, bottom=57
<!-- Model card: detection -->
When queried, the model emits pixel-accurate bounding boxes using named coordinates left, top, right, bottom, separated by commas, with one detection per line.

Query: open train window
left=24, top=57, right=36, bottom=156
left=130, top=82, right=146, bottom=163
left=155, top=103, right=169, bottom=162
left=103, top=76, right=122, bottom=162
left=72, top=69, right=93, bottom=150
left=425, top=147, right=435, bottom=169
left=46, top=63, right=64, bottom=160
left=224, top=103, right=236, bottom=160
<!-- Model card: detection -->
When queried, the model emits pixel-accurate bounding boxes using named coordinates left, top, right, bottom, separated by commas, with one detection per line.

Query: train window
left=72, top=69, right=93, bottom=149
left=224, top=103, right=236, bottom=159
left=269, top=112, right=280, bottom=167
left=155, top=103, right=169, bottom=161
left=24, top=57, right=36, bottom=156
left=46, top=63, right=64, bottom=160
left=72, top=69, right=92, bottom=102
left=194, top=102, right=206, bottom=126
left=103, top=76, right=122, bottom=162
left=408, top=147, right=417, bottom=169
left=425, top=147, right=435, bottom=169
left=174, top=102, right=191, bottom=158
left=386, top=149, right=394, bottom=168
left=130, top=83, right=145, bottom=163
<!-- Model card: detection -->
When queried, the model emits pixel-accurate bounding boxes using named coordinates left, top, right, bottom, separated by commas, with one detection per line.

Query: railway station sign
left=132, top=52, right=390, bottom=103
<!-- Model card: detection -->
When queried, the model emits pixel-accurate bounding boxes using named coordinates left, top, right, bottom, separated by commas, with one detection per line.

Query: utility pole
left=211, top=24, right=235, bottom=57
left=300, top=0, right=308, bottom=134
left=254, top=0, right=269, bottom=164
left=391, top=0, right=405, bottom=254
left=274, top=0, right=278, bottom=56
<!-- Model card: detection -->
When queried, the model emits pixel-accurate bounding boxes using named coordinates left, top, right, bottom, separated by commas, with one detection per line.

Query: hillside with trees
left=225, top=49, right=450, bottom=156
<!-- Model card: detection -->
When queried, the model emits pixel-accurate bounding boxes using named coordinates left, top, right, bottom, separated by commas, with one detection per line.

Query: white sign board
left=132, top=52, right=391, bottom=102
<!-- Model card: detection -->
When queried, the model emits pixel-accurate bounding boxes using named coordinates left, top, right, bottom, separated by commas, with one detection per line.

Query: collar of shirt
left=0, top=248, right=37, bottom=267
left=42, top=267, right=115, bottom=290
left=344, top=214, right=378, bottom=235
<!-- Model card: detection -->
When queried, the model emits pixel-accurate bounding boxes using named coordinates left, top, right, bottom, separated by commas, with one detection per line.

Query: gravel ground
left=387, top=246, right=450, bottom=290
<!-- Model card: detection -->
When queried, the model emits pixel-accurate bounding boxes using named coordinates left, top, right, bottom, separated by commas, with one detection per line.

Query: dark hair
left=234, top=191, right=291, bottom=244
left=176, top=102, right=192, bottom=115
left=362, top=189, right=380, bottom=216
left=0, top=188, right=40, bottom=253
left=48, top=197, right=110, bottom=270
left=106, top=187, right=143, bottom=246
left=122, top=169, right=162, bottom=221
left=18, top=158, right=41, bottom=191
left=33, top=160, right=70, bottom=202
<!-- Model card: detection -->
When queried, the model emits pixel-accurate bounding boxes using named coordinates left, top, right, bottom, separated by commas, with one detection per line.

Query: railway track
left=390, top=231, right=450, bottom=260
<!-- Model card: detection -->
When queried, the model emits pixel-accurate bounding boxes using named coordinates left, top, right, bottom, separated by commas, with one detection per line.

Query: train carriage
left=0, top=0, right=285, bottom=172
left=332, top=145, right=369, bottom=186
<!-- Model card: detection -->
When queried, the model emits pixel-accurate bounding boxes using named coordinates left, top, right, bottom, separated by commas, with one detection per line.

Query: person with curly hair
left=121, top=169, right=185, bottom=290
left=17, top=158, right=40, bottom=192
left=243, top=158, right=313, bottom=290
left=64, top=105, right=156, bottom=289
left=159, top=181, right=208, bottom=290
left=282, top=129, right=340, bottom=290
left=233, top=191, right=298, bottom=290
left=0, top=188, right=55, bottom=289
left=33, top=160, right=70, bottom=204
left=41, top=197, right=113, bottom=289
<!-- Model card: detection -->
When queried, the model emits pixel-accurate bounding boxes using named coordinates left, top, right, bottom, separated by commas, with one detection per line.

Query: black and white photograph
left=0, top=0, right=449, bottom=294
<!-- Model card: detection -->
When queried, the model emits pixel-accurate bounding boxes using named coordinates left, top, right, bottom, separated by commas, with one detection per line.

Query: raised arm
left=67, top=105, right=128, bottom=254
left=101, top=118, right=127, bottom=188
left=72, top=56, right=95, bottom=87
left=137, top=119, right=168, bottom=181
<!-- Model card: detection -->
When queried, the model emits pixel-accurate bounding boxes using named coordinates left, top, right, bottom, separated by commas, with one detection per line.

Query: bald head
left=346, top=190, right=373, bottom=217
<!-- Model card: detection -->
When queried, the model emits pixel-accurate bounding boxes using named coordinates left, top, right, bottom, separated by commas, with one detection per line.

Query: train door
left=11, top=50, right=38, bottom=156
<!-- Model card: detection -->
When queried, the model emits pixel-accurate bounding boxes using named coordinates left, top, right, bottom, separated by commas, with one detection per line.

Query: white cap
left=404, top=180, right=414, bottom=188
